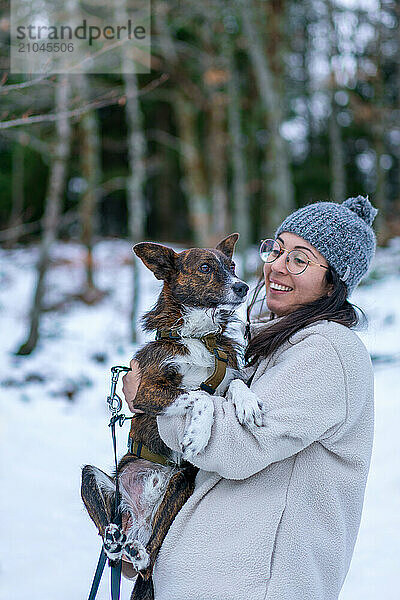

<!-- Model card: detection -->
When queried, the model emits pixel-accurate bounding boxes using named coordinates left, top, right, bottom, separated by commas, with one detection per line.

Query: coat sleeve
left=157, top=333, right=347, bottom=480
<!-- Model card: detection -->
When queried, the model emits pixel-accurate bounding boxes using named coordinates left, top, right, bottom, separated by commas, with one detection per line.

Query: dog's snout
left=232, top=281, right=249, bottom=298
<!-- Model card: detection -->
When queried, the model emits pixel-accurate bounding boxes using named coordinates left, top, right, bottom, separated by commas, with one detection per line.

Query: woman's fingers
left=129, top=358, right=140, bottom=370
left=122, top=360, right=144, bottom=413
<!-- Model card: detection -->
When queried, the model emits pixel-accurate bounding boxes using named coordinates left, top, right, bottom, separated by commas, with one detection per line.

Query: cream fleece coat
left=154, top=320, right=374, bottom=600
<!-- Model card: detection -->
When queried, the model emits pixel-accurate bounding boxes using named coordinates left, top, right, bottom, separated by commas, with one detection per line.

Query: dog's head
left=133, top=234, right=249, bottom=309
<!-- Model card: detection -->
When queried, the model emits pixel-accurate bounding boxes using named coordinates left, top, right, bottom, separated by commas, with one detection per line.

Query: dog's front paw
left=103, top=524, right=126, bottom=560
left=227, top=379, right=266, bottom=427
left=181, top=391, right=214, bottom=460
left=123, top=537, right=150, bottom=572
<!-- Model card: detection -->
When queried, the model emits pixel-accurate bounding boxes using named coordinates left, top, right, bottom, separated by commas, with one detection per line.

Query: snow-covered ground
left=0, top=239, right=399, bottom=600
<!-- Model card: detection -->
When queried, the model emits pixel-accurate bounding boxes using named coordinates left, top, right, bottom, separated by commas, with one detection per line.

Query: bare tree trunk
left=155, top=106, right=175, bottom=240
left=124, top=74, right=144, bottom=343
left=302, top=2, right=317, bottom=156
left=124, top=70, right=147, bottom=244
left=5, top=135, right=25, bottom=248
left=77, top=73, right=103, bottom=303
left=114, top=0, right=147, bottom=342
left=175, top=94, right=210, bottom=246
left=155, top=3, right=210, bottom=246
left=327, top=1, right=346, bottom=202
left=372, top=111, right=387, bottom=241
left=240, top=0, right=294, bottom=232
left=125, top=68, right=144, bottom=343
left=329, top=97, right=346, bottom=202
left=372, top=1, right=388, bottom=242
left=208, top=92, right=228, bottom=238
left=199, top=4, right=229, bottom=240
left=16, top=75, right=72, bottom=355
left=226, top=36, right=251, bottom=270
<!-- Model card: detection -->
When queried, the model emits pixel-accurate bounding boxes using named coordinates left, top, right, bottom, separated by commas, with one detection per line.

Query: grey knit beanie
left=275, top=196, right=378, bottom=296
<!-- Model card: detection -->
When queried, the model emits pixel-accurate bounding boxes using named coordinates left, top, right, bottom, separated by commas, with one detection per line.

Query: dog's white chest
left=168, top=338, right=237, bottom=395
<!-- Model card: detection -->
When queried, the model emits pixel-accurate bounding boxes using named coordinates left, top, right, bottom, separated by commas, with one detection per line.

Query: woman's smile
left=268, top=278, right=293, bottom=293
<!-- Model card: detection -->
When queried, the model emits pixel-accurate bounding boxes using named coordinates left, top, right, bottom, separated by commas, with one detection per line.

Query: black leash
left=87, top=366, right=132, bottom=600
left=109, top=411, right=123, bottom=600
left=87, top=548, right=107, bottom=600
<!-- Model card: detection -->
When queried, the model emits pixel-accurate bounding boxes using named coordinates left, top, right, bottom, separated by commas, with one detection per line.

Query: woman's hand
left=122, top=359, right=145, bottom=414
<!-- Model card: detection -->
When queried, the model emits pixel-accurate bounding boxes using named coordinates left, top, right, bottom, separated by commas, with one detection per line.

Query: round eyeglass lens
left=259, top=239, right=281, bottom=262
left=286, top=250, right=309, bottom=274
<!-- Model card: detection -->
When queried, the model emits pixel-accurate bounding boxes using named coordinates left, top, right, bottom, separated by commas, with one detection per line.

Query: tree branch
left=0, top=73, right=169, bottom=129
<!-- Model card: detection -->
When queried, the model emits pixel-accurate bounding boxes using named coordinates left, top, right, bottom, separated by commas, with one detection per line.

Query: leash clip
left=107, top=393, right=123, bottom=414
left=107, top=365, right=131, bottom=416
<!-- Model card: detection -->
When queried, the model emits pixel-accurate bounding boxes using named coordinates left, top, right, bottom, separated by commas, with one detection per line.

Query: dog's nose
left=232, top=282, right=249, bottom=298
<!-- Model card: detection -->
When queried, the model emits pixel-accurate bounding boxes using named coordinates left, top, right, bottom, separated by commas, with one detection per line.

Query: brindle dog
left=81, top=234, right=248, bottom=600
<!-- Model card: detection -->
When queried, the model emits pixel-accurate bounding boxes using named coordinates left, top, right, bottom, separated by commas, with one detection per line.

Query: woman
left=123, top=195, right=377, bottom=600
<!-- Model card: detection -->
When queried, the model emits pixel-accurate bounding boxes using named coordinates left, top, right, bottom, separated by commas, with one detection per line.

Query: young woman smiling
left=123, top=196, right=378, bottom=600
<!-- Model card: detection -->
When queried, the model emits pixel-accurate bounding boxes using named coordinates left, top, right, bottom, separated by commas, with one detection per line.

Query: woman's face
left=263, top=232, right=332, bottom=317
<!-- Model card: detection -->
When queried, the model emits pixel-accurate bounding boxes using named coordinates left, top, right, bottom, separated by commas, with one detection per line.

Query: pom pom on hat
left=342, top=195, right=378, bottom=226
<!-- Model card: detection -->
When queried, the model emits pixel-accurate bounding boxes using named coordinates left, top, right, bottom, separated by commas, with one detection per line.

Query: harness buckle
left=155, top=329, right=181, bottom=341
left=168, top=330, right=181, bottom=340
left=200, top=382, right=216, bottom=395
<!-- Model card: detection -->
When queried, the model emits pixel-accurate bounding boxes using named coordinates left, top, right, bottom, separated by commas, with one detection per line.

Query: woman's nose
left=271, top=252, right=288, bottom=273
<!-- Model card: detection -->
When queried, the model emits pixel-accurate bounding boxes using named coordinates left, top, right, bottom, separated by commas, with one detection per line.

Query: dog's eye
left=199, top=263, right=211, bottom=273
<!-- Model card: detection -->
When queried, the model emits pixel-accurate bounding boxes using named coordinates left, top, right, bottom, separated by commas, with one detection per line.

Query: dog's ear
left=215, top=233, right=240, bottom=260
left=133, top=242, right=178, bottom=281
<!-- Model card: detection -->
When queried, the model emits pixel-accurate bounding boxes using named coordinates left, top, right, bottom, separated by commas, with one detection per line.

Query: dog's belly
left=166, top=338, right=240, bottom=394
left=113, top=460, right=176, bottom=546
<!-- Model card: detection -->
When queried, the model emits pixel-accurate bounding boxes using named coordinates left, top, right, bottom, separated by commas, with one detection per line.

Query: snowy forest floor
left=1, top=239, right=399, bottom=600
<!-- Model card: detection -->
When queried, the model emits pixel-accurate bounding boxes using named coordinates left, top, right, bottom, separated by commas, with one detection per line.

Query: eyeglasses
left=259, top=239, right=329, bottom=275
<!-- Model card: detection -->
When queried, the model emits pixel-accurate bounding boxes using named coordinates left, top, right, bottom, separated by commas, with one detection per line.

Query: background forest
left=1, top=0, right=400, bottom=349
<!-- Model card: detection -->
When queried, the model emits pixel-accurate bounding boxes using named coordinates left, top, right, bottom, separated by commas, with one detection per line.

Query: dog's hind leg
left=81, top=465, right=129, bottom=561
left=81, top=464, right=115, bottom=537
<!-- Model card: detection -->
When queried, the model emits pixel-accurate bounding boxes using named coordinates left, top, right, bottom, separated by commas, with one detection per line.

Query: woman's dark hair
left=244, top=266, right=366, bottom=366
